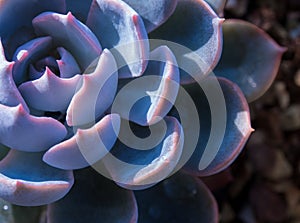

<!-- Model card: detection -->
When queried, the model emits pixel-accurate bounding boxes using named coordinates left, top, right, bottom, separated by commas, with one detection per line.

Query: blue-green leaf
left=0, top=150, right=73, bottom=206
left=214, top=19, right=286, bottom=102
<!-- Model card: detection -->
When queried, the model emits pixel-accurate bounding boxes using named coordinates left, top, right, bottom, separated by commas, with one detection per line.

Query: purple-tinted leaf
left=47, top=168, right=137, bottom=223
left=86, top=0, right=149, bottom=78
left=182, top=77, right=252, bottom=176
left=35, top=56, right=58, bottom=73
left=0, top=104, right=67, bottom=152
left=204, top=0, right=227, bottom=16
left=0, top=0, right=65, bottom=60
left=19, top=68, right=82, bottom=112
left=66, top=49, right=118, bottom=126
left=44, top=114, right=120, bottom=170
left=111, top=46, right=179, bottom=126
left=0, top=150, right=73, bottom=206
left=122, top=0, right=178, bottom=32
left=214, top=19, right=286, bottom=102
left=98, top=116, right=183, bottom=190
left=135, top=171, right=218, bottom=223
left=56, top=47, right=81, bottom=78
left=12, top=36, right=53, bottom=85
left=28, top=64, right=43, bottom=80
left=65, top=0, right=93, bottom=22
left=149, top=0, right=223, bottom=83
left=0, top=40, right=29, bottom=112
left=33, top=12, right=102, bottom=71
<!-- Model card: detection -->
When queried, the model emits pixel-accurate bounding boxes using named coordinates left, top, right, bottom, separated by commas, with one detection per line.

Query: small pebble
left=280, top=104, right=300, bottom=130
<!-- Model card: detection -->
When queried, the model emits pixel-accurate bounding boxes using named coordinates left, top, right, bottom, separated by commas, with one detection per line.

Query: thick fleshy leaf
left=182, top=77, right=252, bottom=176
left=28, top=64, right=43, bottom=80
left=135, top=171, right=218, bottom=223
left=0, top=104, right=67, bottom=152
left=33, top=12, right=102, bottom=71
left=12, top=36, right=53, bottom=85
left=0, top=0, right=65, bottom=59
left=149, top=0, right=223, bottom=83
left=122, top=0, right=178, bottom=32
left=97, top=116, right=184, bottom=190
left=214, top=19, right=286, bottom=102
left=19, top=68, right=82, bottom=112
left=47, top=168, right=137, bottom=223
left=44, top=114, right=121, bottom=170
left=0, top=40, right=29, bottom=112
left=86, top=0, right=149, bottom=78
left=0, top=150, right=73, bottom=206
left=111, top=46, right=179, bottom=126
left=56, top=47, right=81, bottom=78
left=65, top=0, right=93, bottom=22
left=66, top=49, right=118, bottom=126
left=204, top=0, right=227, bottom=16
left=35, top=56, right=58, bottom=73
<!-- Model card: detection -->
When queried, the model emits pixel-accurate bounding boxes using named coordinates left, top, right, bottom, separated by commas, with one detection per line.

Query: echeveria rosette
left=0, top=0, right=284, bottom=222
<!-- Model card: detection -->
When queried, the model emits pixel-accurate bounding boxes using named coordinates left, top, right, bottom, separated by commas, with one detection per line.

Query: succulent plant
left=0, top=0, right=284, bottom=222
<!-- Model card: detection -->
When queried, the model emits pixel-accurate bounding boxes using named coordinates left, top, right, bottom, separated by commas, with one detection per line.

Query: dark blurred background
left=202, top=0, right=300, bottom=222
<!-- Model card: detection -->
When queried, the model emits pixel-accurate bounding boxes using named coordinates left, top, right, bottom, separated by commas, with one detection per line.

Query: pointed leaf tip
left=0, top=0, right=65, bottom=59
left=112, top=46, right=179, bottom=126
left=65, top=0, right=93, bottom=22
left=99, top=116, right=184, bottom=190
left=19, top=67, right=82, bottom=112
left=149, top=0, right=223, bottom=83
left=86, top=0, right=149, bottom=78
left=122, top=0, right=178, bottom=32
left=44, top=114, right=121, bottom=170
left=214, top=19, right=285, bottom=102
left=0, top=104, right=67, bottom=152
left=33, top=11, right=102, bottom=71
left=56, top=47, right=81, bottom=78
left=12, top=36, right=53, bottom=85
left=0, top=150, right=73, bottom=206
left=66, top=49, right=118, bottom=126
left=182, top=77, right=252, bottom=176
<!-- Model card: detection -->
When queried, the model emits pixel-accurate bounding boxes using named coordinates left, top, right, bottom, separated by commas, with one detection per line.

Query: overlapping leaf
left=111, top=46, right=179, bottom=126
left=182, top=77, right=252, bottom=176
left=0, top=0, right=65, bottom=59
left=47, top=168, right=137, bottom=223
left=66, top=49, right=118, bottom=126
left=98, top=116, right=183, bottom=189
left=214, top=19, right=286, bottom=102
left=0, top=104, right=67, bottom=152
left=33, top=12, right=102, bottom=71
left=19, top=68, right=82, bottom=112
left=86, top=0, right=149, bottom=78
left=135, top=172, right=218, bottom=222
left=0, top=150, right=73, bottom=206
left=122, top=0, right=178, bottom=32
left=0, top=40, right=29, bottom=111
left=12, top=36, right=53, bottom=85
left=150, top=0, right=223, bottom=83
left=44, top=114, right=121, bottom=170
